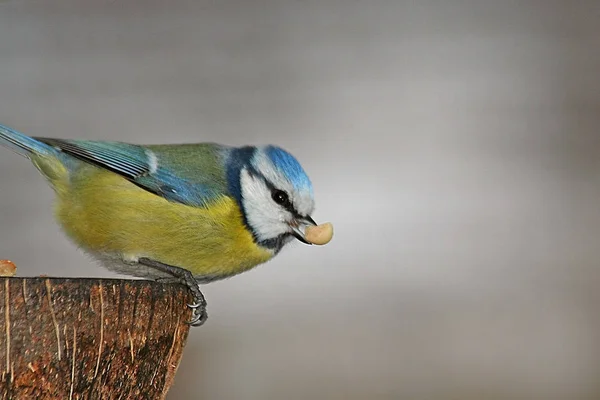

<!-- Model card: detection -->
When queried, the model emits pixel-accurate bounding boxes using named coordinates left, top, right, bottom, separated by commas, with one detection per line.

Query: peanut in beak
left=304, top=222, right=334, bottom=245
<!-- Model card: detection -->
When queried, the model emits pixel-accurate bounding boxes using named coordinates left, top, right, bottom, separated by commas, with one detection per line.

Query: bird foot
left=138, top=257, right=208, bottom=327
left=185, top=281, right=208, bottom=327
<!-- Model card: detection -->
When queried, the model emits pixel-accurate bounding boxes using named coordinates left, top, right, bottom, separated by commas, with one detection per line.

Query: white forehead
left=251, top=148, right=315, bottom=216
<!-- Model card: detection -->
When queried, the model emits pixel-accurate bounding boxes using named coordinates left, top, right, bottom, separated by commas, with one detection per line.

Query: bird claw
left=185, top=282, right=207, bottom=326
left=187, top=305, right=208, bottom=326
left=137, top=257, right=209, bottom=327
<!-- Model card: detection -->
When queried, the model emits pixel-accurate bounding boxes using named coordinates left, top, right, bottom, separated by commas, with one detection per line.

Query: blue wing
left=36, top=137, right=229, bottom=207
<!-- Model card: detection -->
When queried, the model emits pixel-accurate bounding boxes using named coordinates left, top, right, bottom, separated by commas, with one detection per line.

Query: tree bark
left=0, top=277, right=193, bottom=399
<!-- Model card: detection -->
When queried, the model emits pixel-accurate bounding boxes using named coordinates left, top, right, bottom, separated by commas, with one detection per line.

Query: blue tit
left=0, top=123, right=333, bottom=326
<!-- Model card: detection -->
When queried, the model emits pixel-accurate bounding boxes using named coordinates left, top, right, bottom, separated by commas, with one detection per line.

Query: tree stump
left=0, top=277, right=194, bottom=399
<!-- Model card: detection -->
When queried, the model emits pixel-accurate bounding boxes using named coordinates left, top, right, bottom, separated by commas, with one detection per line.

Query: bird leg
left=137, top=257, right=208, bottom=326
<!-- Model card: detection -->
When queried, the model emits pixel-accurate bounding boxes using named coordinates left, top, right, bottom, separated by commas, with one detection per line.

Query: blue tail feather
left=0, top=123, right=56, bottom=158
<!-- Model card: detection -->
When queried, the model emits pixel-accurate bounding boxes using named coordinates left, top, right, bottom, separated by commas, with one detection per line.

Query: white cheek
left=240, top=169, right=289, bottom=241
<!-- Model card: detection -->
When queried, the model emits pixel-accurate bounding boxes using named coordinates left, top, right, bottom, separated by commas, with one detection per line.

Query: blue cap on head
left=265, top=145, right=313, bottom=194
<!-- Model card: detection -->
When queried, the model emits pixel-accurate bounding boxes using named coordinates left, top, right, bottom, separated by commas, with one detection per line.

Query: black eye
left=271, top=190, right=290, bottom=207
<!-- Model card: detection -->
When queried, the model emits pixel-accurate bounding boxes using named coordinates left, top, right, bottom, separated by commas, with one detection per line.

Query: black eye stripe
left=246, top=166, right=302, bottom=217
left=270, top=187, right=299, bottom=216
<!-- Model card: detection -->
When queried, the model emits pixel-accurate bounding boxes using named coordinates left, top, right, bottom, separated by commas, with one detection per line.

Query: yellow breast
left=54, top=167, right=274, bottom=280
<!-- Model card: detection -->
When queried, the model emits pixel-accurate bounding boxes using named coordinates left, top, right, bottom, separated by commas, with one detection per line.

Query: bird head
left=229, top=145, right=317, bottom=252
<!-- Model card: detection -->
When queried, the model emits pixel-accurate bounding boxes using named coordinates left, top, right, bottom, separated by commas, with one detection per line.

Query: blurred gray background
left=1, top=1, right=599, bottom=399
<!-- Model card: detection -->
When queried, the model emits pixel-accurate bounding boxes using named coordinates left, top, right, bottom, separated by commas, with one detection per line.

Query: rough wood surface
left=0, top=277, right=193, bottom=399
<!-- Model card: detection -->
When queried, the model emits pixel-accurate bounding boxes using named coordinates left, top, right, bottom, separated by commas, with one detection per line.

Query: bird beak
left=289, top=216, right=317, bottom=245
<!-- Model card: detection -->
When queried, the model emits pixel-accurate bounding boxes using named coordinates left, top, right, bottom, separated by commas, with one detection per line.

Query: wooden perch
left=0, top=277, right=194, bottom=399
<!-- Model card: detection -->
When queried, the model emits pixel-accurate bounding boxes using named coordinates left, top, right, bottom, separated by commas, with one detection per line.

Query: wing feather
left=36, top=137, right=229, bottom=207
